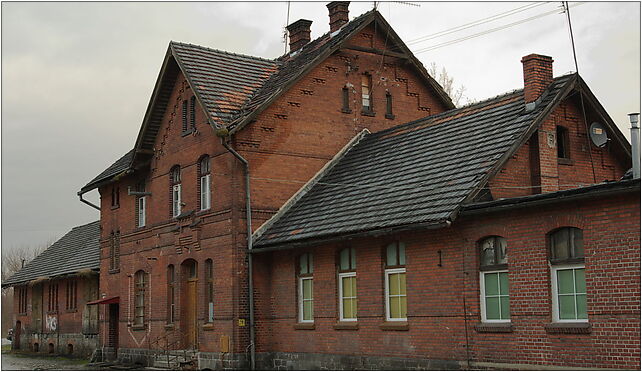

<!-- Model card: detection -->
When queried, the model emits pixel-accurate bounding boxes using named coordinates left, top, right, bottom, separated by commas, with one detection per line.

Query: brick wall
left=12, top=275, right=99, bottom=357
left=96, top=19, right=451, bottom=358
left=489, top=97, right=628, bottom=199
left=253, top=191, right=640, bottom=370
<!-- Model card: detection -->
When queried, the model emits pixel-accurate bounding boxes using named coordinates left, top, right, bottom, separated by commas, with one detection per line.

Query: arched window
left=170, top=166, right=182, bottom=218
left=341, top=86, right=351, bottom=113
left=337, top=247, right=357, bottom=321
left=478, top=236, right=510, bottom=322
left=199, top=156, right=211, bottom=211
left=361, top=74, right=372, bottom=113
left=385, top=91, right=394, bottom=119
left=549, top=227, right=586, bottom=322
left=205, top=259, right=214, bottom=323
left=167, top=265, right=175, bottom=324
left=134, top=270, right=147, bottom=326
left=384, top=241, right=406, bottom=321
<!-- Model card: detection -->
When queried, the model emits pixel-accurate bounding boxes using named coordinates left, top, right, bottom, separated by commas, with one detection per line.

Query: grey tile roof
left=2, top=221, right=101, bottom=287
left=80, top=150, right=134, bottom=193
left=171, top=42, right=279, bottom=126
left=253, top=74, right=575, bottom=248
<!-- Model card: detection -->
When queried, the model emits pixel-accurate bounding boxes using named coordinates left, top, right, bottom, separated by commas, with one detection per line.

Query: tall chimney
left=327, top=2, right=350, bottom=33
left=521, top=54, right=554, bottom=103
left=287, top=19, right=313, bottom=53
left=629, top=112, right=640, bottom=179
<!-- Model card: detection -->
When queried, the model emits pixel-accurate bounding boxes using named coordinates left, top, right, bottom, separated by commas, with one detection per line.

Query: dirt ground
left=1, top=350, right=91, bottom=371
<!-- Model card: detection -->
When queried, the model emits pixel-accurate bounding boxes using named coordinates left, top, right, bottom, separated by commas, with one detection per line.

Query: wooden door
left=184, top=280, right=198, bottom=349
left=14, top=321, right=21, bottom=350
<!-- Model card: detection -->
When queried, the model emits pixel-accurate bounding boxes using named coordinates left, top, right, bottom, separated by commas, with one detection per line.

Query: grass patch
left=1, top=344, right=11, bottom=352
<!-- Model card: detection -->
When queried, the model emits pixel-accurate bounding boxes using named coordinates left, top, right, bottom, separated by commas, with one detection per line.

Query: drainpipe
left=220, top=136, right=255, bottom=371
left=629, top=113, right=640, bottom=179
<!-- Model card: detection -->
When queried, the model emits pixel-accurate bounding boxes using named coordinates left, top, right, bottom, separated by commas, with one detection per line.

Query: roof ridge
left=170, top=40, right=278, bottom=64
left=373, top=72, right=577, bottom=137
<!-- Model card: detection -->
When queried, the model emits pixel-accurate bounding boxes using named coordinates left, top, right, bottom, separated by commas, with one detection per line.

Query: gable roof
left=252, top=74, right=576, bottom=249
left=80, top=9, right=455, bottom=194
left=79, top=149, right=134, bottom=194
left=2, top=221, right=100, bottom=288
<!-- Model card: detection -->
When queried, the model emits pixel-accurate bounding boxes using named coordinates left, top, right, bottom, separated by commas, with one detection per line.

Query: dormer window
left=170, top=166, right=182, bottom=218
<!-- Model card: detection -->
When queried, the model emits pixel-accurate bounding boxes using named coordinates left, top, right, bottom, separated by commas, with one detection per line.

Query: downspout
left=78, top=191, right=101, bottom=211
left=220, top=135, right=255, bottom=371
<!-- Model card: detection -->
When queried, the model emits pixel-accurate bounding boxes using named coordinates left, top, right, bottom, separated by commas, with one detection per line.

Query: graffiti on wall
left=46, top=315, right=57, bottom=331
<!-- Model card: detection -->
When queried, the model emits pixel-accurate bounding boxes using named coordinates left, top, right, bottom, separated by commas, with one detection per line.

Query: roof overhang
left=87, top=296, right=120, bottom=305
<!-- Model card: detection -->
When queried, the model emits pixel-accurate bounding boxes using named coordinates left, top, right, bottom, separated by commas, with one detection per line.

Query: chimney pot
left=287, top=19, right=313, bottom=53
left=521, top=54, right=554, bottom=103
left=327, top=2, right=350, bottom=33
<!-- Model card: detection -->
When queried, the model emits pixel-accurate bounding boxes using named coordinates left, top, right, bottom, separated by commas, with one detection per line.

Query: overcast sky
left=1, top=1, right=639, bottom=252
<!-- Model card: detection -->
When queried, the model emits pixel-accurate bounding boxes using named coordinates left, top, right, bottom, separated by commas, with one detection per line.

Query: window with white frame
left=135, top=180, right=146, bottom=228
left=479, top=236, right=510, bottom=322
left=199, top=156, right=211, bottom=211
left=384, top=241, right=406, bottom=321
left=338, top=247, right=357, bottom=321
left=361, top=74, right=372, bottom=112
left=549, top=227, right=586, bottom=322
left=298, top=253, right=314, bottom=323
left=170, top=166, right=181, bottom=217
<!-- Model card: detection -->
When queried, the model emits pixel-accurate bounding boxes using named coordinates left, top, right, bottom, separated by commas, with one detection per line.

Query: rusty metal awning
left=87, top=296, right=119, bottom=305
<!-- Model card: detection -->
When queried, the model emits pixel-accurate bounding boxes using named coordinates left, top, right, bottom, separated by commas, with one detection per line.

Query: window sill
left=46, top=311, right=58, bottom=315
left=545, top=322, right=591, bottom=334
left=341, top=108, right=352, bottom=114
left=385, top=113, right=395, bottom=120
left=110, top=205, right=120, bottom=210
left=475, top=322, right=513, bottom=333
left=379, top=321, right=408, bottom=331
left=66, top=309, right=77, bottom=313
left=361, top=110, right=376, bottom=117
left=293, top=323, right=315, bottom=330
left=333, top=322, right=358, bottom=330
left=558, top=158, right=573, bottom=166
left=131, top=325, right=147, bottom=331
left=164, top=324, right=175, bottom=330
left=202, top=323, right=214, bottom=331
left=181, top=129, right=195, bottom=137
left=108, top=269, right=120, bottom=275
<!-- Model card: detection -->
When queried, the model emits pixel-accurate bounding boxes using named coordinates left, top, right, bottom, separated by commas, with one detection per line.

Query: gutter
left=460, top=180, right=640, bottom=216
left=218, top=133, right=256, bottom=371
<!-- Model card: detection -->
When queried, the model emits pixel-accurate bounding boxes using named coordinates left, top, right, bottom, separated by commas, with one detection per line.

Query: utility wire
left=406, top=2, right=546, bottom=46
left=563, top=1, right=597, bottom=183
left=412, top=2, right=585, bottom=54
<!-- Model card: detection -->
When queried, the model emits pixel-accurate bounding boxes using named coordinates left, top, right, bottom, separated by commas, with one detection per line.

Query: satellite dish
left=589, top=122, right=609, bottom=147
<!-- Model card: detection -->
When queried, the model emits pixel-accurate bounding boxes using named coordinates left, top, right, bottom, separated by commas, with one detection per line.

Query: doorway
left=181, top=259, right=198, bottom=350
left=13, top=321, right=21, bottom=350
left=107, top=303, right=119, bottom=359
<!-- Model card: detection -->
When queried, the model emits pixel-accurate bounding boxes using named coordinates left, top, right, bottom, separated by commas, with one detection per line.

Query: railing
left=149, top=327, right=183, bottom=369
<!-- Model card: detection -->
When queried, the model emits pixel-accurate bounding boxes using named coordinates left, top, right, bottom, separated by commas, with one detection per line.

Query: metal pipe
left=221, top=138, right=255, bottom=371
left=629, top=113, right=640, bottom=179
left=78, top=192, right=101, bottom=211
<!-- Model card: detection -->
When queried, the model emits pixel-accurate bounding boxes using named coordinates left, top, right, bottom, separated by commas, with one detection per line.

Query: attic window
left=385, top=92, right=394, bottom=119
left=190, top=96, right=196, bottom=129
left=556, top=126, right=570, bottom=159
left=341, top=87, right=351, bottom=113
left=182, top=100, right=188, bottom=132
left=361, top=74, right=373, bottom=114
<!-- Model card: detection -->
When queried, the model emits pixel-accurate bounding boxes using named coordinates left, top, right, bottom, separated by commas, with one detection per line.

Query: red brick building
left=78, top=3, right=640, bottom=370
left=3, top=221, right=101, bottom=358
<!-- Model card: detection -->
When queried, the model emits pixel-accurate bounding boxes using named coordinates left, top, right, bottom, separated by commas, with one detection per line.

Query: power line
left=412, top=3, right=585, bottom=54
left=406, top=2, right=546, bottom=46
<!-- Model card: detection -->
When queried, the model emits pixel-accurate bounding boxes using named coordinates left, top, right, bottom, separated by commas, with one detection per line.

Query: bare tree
left=429, top=62, right=469, bottom=107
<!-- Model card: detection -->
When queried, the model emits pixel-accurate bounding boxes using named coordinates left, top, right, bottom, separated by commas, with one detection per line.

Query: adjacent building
left=3, top=221, right=101, bottom=358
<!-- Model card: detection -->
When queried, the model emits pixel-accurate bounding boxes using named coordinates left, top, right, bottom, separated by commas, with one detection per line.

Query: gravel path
left=1, top=351, right=91, bottom=371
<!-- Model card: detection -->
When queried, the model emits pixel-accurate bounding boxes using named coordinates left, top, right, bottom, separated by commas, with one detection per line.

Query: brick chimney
left=287, top=19, right=313, bottom=52
left=521, top=54, right=554, bottom=103
left=327, top=2, right=350, bottom=33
